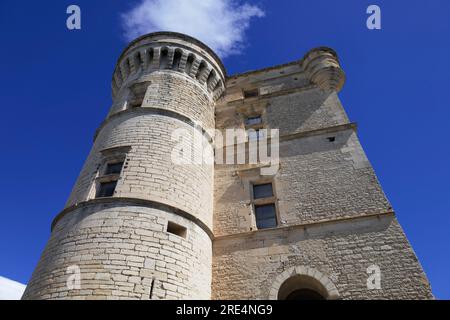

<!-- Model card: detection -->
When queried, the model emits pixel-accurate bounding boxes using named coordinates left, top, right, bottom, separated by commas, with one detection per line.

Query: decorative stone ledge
left=51, top=197, right=214, bottom=240
left=214, top=211, right=395, bottom=242
left=279, top=122, right=357, bottom=143
left=93, top=106, right=214, bottom=143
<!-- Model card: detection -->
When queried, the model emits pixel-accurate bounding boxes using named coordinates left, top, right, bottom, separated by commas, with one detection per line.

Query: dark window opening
left=327, top=137, right=336, bottom=142
left=147, top=48, right=154, bottom=66
left=253, top=183, right=273, bottom=199
left=185, top=54, right=195, bottom=75
left=196, top=61, right=207, bottom=80
left=160, top=48, right=169, bottom=69
left=125, top=59, right=131, bottom=75
left=133, top=53, right=142, bottom=71
left=212, top=79, right=222, bottom=93
left=245, top=115, right=262, bottom=126
left=172, top=50, right=182, bottom=70
left=128, top=101, right=141, bottom=108
left=206, top=70, right=216, bottom=90
left=243, top=89, right=259, bottom=99
left=96, top=181, right=117, bottom=198
left=105, top=162, right=123, bottom=175
left=255, top=204, right=277, bottom=229
left=167, top=221, right=187, bottom=238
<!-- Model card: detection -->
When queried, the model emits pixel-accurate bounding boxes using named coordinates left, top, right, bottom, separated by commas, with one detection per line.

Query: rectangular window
left=128, top=101, right=141, bottom=109
left=96, top=181, right=117, bottom=198
left=105, top=162, right=124, bottom=175
left=167, top=221, right=187, bottom=238
left=251, top=182, right=277, bottom=230
left=243, top=89, right=259, bottom=99
left=253, top=183, right=273, bottom=199
left=245, top=115, right=262, bottom=126
left=92, top=146, right=131, bottom=201
left=255, top=204, right=277, bottom=229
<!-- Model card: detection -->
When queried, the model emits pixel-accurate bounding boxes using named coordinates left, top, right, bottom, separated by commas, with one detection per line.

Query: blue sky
left=0, top=0, right=449, bottom=299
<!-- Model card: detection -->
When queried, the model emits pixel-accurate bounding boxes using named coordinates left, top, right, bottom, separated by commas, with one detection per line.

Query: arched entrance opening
left=277, top=274, right=328, bottom=300
left=269, top=266, right=340, bottom=300
left=285, top=288, right=325, bottom=300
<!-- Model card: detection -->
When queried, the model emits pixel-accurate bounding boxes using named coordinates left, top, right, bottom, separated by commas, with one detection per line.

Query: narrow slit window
left=255, top=204, right=277, bottom=229
left=243, top=89, right=259, bottom=98
left=160, top=48, right=169, bottom=69
left=134, top=53, right=143, bottom=71
left=172, top=50, right=182, bottom=70
left=253, top=183, right=273, bottom=199
left=96, top=181, right=117, bottom=198
left=185, top=54, right=195, bottom=75
left=167, top=221, right=187, bottom=238
left=196, top=61, right=206, bottom=80
left=105, top=162, right=124, bottom=175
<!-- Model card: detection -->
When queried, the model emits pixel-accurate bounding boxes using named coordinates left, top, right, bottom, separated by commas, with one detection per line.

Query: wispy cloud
left=121, top=0, right=265, bottom=58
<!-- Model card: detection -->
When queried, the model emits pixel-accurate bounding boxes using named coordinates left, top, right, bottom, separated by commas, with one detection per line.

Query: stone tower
left=23, top=32, right=433, bottom=300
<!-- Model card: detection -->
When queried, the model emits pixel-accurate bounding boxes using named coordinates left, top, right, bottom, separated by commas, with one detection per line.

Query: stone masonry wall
left=212, top=215, right=432, bottom=300
left=212, top=55, right=432, bottom=299
left=213, top=128, right=390, bottom=236
left=141, top=71, right=215, bottom=128
left=266, top=90, right=349, bottom=136
left=215, top=89, right=348, bottom=134
left=24, top=32, right=433, bottom=300
left=214, top=82, right=390, bottom=236
left=23, top=201, right=211, bottom=299
left=66, top=111, right=213, bottom=229
left=109, top=71, right=215, bottom=128
left=24, top=33, right=222, bottom=300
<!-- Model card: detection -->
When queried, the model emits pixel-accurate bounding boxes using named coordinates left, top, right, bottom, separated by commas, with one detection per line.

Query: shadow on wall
left=266, top=89, right=347, bottom=136
left=279, top=129, right=353, bottom=158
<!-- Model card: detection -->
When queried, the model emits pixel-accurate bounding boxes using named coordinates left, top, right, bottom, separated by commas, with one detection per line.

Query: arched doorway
left=268, top=266, right=340, bottom=300
left=277, top=274, right=327, bottom=300
left=285, top=288, right=325, bottom=300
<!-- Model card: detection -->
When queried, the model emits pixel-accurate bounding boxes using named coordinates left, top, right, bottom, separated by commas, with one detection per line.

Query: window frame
left=254, top=203, right=278, bottom=229
left=96, top=180, right=118, bottom=198
left=252, top=183, right=274, bottom=199
left=92, top=147, right=130, bottom=200
left=104, top=161, right=124, bottom=175
left=250, top=181, right=279, bottom=230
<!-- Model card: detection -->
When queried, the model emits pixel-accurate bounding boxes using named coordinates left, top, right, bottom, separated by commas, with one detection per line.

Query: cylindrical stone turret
left=301, top=47, right=345, bottom=92
left=22, top=32, right=225, bottom=300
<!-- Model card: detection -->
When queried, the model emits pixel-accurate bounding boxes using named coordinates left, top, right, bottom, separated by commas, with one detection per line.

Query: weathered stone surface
left=23, top=32, right=432, bottom=300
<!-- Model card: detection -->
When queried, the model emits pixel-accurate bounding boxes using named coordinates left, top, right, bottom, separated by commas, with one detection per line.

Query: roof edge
left=116, top=31, right=227, bottom=77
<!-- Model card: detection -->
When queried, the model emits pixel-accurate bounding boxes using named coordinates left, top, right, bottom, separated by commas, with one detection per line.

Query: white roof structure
left=0, top=276, right=26, bottom=300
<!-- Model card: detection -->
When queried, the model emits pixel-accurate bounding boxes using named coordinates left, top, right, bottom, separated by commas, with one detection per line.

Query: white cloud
left=0, top=276, right=26, bottom=300
left=121, top=0, right=265, bottom=58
